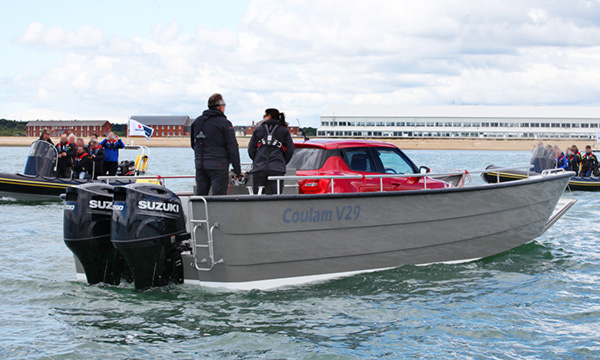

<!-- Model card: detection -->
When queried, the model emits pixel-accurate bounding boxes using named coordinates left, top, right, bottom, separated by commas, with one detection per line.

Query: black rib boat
left=0, top=140, right=148, bottom=201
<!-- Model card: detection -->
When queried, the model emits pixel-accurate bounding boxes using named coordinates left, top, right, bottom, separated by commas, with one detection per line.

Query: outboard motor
left=63, top=183, right=129, bottom=285
left=111, top=183, right=189, bottom=290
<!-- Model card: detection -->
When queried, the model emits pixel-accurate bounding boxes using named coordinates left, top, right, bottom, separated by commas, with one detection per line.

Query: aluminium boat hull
left=175, top=172, right=574, bottom=289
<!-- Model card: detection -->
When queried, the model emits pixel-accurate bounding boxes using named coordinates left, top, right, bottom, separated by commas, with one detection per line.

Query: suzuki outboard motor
left=111, top=183, right=189, bottom=290
left=63, top=183, right=129, bottom=285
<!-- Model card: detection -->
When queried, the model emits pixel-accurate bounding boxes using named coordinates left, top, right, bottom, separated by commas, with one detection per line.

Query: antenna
left=297, top=119, right=310, bottom=142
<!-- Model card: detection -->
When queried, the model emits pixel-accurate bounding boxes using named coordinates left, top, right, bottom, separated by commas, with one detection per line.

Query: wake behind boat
left=0, top=140, right=150, bottom=201
left=62, top=140, right=576, bottom=290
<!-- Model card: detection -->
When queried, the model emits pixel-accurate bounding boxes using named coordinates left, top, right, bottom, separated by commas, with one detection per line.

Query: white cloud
left=6, top=0, right=600, bottom=126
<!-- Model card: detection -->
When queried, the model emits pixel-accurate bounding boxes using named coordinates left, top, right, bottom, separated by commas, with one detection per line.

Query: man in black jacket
left=56, top=134, right=75, bottom=178
left=191, top=93, right=242, bottom=195
left=86, top=139, right=105, bottom=179
left=38, top=129, right=54, bottom=145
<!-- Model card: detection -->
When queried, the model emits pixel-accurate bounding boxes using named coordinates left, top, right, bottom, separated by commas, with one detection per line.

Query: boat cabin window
left=371, top=147, right=416, bottom=174
left=287, top=148, right=326, bottom=170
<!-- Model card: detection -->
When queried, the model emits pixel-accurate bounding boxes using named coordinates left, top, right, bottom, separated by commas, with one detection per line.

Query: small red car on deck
left=286, top=139, right=448, bottom=194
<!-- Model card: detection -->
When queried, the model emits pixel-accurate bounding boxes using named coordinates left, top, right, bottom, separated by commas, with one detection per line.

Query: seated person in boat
left=248, top=108, right=295, bottom=195
left=56, top=134, right=76, bottom=178
left=72, top=146, right=90, bottom=179
left=579, top=145, right=598, bottom=177
left=86, top=140, right=106, bottom=179
left=38, top=128, right=53, bottom=145
left=554, top=146, right=567, bottom=169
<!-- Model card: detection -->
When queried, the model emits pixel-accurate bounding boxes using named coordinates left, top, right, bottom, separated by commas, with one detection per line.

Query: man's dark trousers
left=195, top=168, right=229, bottom=195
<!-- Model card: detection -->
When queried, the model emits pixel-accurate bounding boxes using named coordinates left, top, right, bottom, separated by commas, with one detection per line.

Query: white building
left=318, top=106, right=600, bottom=139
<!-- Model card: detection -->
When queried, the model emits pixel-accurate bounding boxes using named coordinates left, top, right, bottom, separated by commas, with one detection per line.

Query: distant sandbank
left=0, top=136, right=596, bottom=151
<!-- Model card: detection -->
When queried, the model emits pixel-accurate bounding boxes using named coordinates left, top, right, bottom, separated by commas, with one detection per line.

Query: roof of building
left=322, top=105, right=600, bottom=119
left=26, top=120, right=109, bottom=126
left=130, top=116, right=190, bottom=126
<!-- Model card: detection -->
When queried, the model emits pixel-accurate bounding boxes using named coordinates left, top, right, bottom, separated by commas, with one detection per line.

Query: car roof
left=293, top=139, right=399, bottom=150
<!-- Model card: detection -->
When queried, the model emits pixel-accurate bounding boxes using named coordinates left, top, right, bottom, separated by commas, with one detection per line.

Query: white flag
left=596, top=129, right=600, bottom=143
left=129, top=119, right=154, bottom=140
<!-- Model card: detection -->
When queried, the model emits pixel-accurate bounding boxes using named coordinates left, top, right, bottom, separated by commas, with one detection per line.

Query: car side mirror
left=419, top=166, right=431, bottom=174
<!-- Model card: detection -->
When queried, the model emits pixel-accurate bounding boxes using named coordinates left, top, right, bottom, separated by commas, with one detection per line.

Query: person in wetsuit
left=248, top=108, right=295, bottom=195
left=567, top=146, right=580, bottom=173
left=190, top=93, right=242, bottom=195
left=579, top=145, right=598, bottom=177
left=56, top=134, right=75, bottom=178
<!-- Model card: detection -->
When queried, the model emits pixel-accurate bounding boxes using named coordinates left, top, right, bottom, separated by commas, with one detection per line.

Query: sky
left=2, top=0, right=600, bottom=126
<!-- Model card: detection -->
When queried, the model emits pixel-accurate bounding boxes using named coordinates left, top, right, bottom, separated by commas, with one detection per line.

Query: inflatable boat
left=0, top=140, right=150, bottom=201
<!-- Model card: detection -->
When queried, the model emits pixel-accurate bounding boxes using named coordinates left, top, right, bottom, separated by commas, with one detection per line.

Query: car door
left=369, top=147, right=419, bottom=191
left=339, top=147, right=382, bottom=192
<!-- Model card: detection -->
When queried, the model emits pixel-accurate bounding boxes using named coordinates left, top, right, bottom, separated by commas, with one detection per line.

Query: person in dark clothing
left=86, top=140, right=105, bottom=179
left=100, top=131, right=124, bottom=176
left=566, top=146, right=579, bottom=172
left=579, top=145, right=598, bottom=177
left=38, top=129, right=54, bottom=145
left=56, top=134, right=75, bottom=178
left=191, top=93, right=242, bottom=195
left=248, top=108, right=295, bottom=195
left=72, top=145, right=90, bottom=179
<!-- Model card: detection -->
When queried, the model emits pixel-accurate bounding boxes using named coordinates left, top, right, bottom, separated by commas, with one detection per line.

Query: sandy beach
left=0, top=136, right=596, bottom=151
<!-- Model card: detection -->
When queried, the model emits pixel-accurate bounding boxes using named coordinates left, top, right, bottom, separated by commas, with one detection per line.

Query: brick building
left=26, top=120, right=111, bottom=137
left=129, top=116, right=191, bottom=137
left=244, top=122, right=301, bottom=136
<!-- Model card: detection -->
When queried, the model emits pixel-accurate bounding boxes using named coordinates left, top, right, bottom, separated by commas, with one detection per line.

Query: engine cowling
left=110, top=183, right=189, bottom=290
left=63, top=183, right=129, bottom=285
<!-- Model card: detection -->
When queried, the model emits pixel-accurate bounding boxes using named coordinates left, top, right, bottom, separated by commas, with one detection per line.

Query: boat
left=0, top=140, right=150, bottom=201
left=62, top=140, right=576, bottom=291
left=481, top=144, right=600, bottom=191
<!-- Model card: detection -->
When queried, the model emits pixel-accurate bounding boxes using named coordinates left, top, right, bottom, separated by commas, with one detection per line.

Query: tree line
left=0, top=119, right=27, bottom=136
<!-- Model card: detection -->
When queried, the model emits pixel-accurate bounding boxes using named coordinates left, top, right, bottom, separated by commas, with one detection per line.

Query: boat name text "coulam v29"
left=283, top=205, right=361, bottom=224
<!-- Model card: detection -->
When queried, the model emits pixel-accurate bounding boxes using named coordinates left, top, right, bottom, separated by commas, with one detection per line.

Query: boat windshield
left=530, top=143, right=557, bottom=173
left=287, top=148, right=326, bottom=170
left=23, top=140, right=57, bottom=176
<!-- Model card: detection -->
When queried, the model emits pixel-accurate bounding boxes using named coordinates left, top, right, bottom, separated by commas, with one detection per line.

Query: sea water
left=0, top=146, right=599, bottom=359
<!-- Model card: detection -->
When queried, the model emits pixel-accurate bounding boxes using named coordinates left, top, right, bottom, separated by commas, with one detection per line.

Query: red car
left=286, top=139, right=448, bottom=194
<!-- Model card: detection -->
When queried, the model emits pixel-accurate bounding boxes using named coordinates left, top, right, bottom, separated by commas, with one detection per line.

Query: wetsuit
left=248, top=119, right=295, bottom=195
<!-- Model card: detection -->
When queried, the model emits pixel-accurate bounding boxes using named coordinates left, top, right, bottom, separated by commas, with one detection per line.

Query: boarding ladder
left=188, top=196, right=222, bottom=271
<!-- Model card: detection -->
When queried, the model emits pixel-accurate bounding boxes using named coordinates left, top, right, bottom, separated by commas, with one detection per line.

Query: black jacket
left=248, top=120, right=295, bottom=173
left=191, top=109, right=241, bottom=174
left=73, top=152, right=90, bottom=173
left=56, top=142, right=75, bottom=168
left=86, top=147, right=105, bottom=178
left=38, top=135, right=54, bottom=145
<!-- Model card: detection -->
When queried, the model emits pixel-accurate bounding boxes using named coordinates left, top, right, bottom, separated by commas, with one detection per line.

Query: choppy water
left=0, top=146, right=599, bottom=359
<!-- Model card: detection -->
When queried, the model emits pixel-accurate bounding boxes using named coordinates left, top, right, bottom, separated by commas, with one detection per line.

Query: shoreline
left=0, top=136, right=596, bottom=151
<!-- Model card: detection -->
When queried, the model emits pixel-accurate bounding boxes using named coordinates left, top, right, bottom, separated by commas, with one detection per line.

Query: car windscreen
left=287, top=148, right=326, bottom=170
left=370, top=147, right=416, bottom=174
